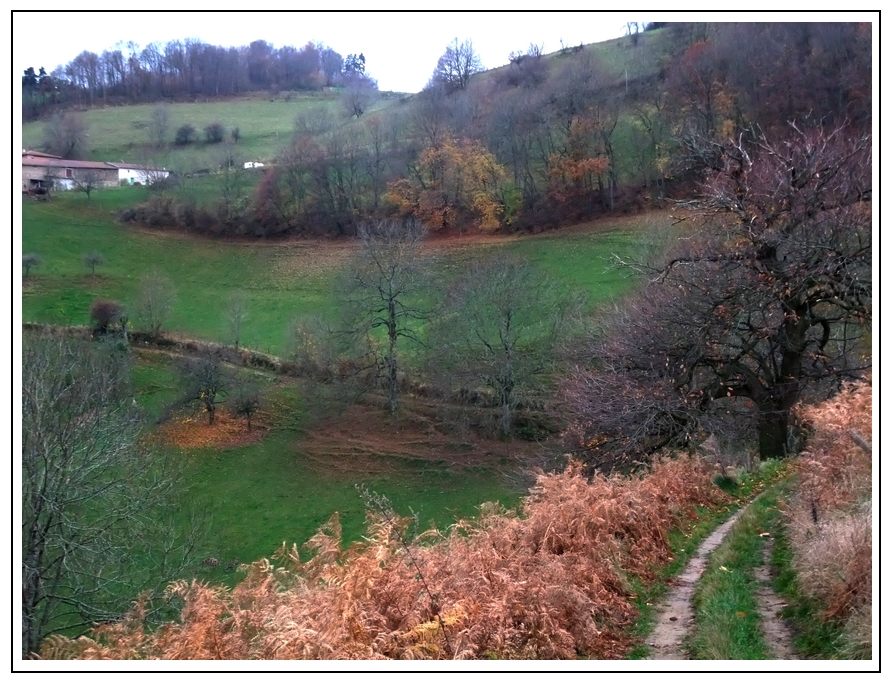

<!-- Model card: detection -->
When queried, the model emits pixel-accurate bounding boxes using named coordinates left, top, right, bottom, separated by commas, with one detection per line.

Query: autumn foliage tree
left=387, top=137, right=511, bottom=232
left=563, top=123, right=871, bottom=465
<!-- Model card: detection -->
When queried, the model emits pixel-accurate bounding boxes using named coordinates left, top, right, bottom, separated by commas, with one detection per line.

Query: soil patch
left=157, top=409, right=268, bottom=450
left=299, top=401, right=553, bottom=478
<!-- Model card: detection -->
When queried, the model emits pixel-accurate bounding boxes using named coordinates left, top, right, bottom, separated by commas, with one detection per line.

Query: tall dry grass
left=42, top=457, right=727, bottom=660
left=786, top=380, right=872, bottom=658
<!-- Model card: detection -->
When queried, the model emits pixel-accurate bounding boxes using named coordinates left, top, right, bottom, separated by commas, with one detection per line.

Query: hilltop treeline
left=23, top=39, right=365, bottom=119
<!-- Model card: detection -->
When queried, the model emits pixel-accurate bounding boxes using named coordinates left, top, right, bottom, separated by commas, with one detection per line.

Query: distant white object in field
left=243, top=161, right=265, bottom=169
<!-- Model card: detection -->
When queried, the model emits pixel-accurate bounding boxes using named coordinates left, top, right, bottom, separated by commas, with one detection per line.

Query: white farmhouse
left=108, top=162, right=170, bottom=186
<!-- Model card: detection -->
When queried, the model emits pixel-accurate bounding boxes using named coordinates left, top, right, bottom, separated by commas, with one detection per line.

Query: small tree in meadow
left=89, top=299, right=125, bottom=337
left=230, top=382, right=261, bottom=431
left=204, top=122, right=225, bottom=144
left=178, top=355, right=229, bottom=425
left=23, top=253, right=42, bottom=277
left=135, top=272, right=175, bottom=339
left=83, top=250, right=105, bottom=276
left=225, top=291, right=249, bottom=350
left=175, top=124, right=196, bottom=146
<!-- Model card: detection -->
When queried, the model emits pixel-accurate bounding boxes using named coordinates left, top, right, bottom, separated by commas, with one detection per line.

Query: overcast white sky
left=14, top=9, right=876, bottom=93
left=14, top=11, right=665, bottom=93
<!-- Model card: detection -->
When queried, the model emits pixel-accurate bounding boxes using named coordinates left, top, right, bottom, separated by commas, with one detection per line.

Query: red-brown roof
left=22, top=149, right=62, bottom=159
left=22, top=157, right=117, bottom=171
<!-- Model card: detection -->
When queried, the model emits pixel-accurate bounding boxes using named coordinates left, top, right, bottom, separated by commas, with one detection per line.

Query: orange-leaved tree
left=546, top=108, right=613, bottom=205
left=387, top=136, right=511, bottom=232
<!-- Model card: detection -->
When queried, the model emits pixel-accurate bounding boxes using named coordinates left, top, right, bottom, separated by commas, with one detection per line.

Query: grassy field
left=22, top=190, right=659, bottom=355
left=130, top=352, right=526, bottom=587
left=22, top=91, right=405, bottom=173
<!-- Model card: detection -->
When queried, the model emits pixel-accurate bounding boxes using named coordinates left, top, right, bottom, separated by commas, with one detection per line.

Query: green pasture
left=22, top=91, right=402, bottom=174
left=130, top=355, right=524, bottom=586
left=22, top=190, right=660, bottom=355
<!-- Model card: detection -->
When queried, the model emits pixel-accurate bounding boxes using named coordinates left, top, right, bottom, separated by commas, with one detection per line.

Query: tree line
left=23, top=38, right=369, bottom=119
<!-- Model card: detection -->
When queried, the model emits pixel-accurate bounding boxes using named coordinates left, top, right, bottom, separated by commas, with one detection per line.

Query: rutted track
left=646, top=505, right=749, bottom=659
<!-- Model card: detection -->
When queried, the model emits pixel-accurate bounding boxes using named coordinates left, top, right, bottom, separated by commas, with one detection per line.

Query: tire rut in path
left=754, top=539, right=796, bottom=660
left=646, top=506, right=749, bottom=660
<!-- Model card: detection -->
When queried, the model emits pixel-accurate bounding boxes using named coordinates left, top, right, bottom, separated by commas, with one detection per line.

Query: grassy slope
left=22, top=91, right=405, bottom=173
left=22, top=28, right=674, bottom=177
left=131, top=353, right=524, bottom=587
left=22, top=191, right=657, bottom=354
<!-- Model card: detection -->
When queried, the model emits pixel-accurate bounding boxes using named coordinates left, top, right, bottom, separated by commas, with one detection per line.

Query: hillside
left=22, top=28, right=675, bottom=175
left=19, top=20, right=874, bottom=665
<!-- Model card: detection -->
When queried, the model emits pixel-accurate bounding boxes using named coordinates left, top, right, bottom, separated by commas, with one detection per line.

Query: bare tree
left=230, top=382, right=261, bottom=431
left=72, top=170, right=104, bottom=201
left=134, top=271, right=175, bottom=339
left=217, top=148, right=247, bottom=227
left=225, top=291, right=249, bottom=350
left=148, top=105, right=170, bottom=149
left=83, top=250, right=104, bottom=275
left=23, top=253, right=41, bottom=278
left=564, top=123, right=871, bottom=465
left=344, top=219, right=426, bottom=415
left=42, top=111, right=87, bottom=158
left=341, top=74, right=378, bottom=118
left=432, top=254, right=578, bottom=437
left=22, top=336, right=195, bottom=655
left=430, top=38, right=482, bottom=93
left=178, top=354, right=229, bottom=425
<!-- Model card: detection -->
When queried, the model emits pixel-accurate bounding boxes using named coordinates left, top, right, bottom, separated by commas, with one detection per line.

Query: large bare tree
left=344, top=219, right=426, bottom=415
left=22, top=336, right=194, bottom=655
left=564, top=123, right=871, bottom=466
left=432, top=254, right=578, bottom=437
left=430, top=38, right=482, bottom=93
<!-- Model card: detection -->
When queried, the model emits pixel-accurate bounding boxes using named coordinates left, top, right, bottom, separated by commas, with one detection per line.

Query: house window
left=65, top=168, right=73, bottom=179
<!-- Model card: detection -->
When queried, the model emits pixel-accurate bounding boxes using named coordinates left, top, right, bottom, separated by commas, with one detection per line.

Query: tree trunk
left=757, top=406, right=789, bottom=460
left=386, top=301, right=398, bottom=415
left=499, top=398, right=512, bottom=439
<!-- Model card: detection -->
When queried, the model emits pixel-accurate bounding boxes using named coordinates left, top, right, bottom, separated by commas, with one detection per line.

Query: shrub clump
left=204, top=122, right=225, bottom=144
left=174, top=124, right=196, bottom=146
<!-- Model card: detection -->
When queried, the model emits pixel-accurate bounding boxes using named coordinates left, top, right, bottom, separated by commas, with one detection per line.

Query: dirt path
left=646, top=506, right=749, bottom=659
left=754, top=540, right=796, bottom=660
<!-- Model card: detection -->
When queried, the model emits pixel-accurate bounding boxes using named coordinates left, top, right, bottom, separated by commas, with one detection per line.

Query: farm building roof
left=22, top=149, right=63, bottom=159
left=22, top=156, right=117, bottom=170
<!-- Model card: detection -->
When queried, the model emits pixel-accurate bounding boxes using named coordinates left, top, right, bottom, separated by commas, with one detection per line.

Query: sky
left=13, top=10, right=657, bottom=93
